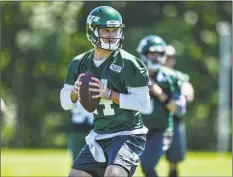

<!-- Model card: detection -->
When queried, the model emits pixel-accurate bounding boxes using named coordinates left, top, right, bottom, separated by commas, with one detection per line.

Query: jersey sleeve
left=124, top=59, right=150, bottom=87
left=64, top=60, right=79, bottom=85
left=155, top=70, right=170, bottom=88
left=176, top=70, right=190, bottom=82
left=155, top=69, right=177, bottom=95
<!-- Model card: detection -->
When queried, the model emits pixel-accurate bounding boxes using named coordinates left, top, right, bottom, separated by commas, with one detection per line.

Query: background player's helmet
left=165, top=45, right=176, bottom=56
left=136, top=35, right=167, bottom=70
left=86, top=6, right=125, bottom=51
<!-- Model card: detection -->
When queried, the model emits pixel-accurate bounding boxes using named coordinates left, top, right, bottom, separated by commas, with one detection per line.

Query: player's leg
left=68, top=169, right=92, bottom=177
left=166, top=119, right=186, bottom=177
left=104, top=134, right=146, bottom=177
left=104, top=165, right=128, bottom=177
left=70, top=144, right=106, bottom=177
left=140, top=130, right=164, bottom=177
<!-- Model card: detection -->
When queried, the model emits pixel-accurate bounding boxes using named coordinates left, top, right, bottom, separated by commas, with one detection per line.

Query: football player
left=136, top=35, right=187, bottom=177
left=60, top=6, right=150, bottom=177
left=164, top=45, right=194, bottom=177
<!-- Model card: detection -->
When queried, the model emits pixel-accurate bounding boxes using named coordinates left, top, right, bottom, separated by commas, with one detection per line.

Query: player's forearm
left=108, top=90, right=120, bottom=104
left=119, top=86, right=150, bottom=112
left=106, top=87, right=150, bottom=111
left=60, top=84, right=76, bottom=110
left=149, top=83, right=168, bottom=102
left=149, top=83, right=177, bottom=112
left=104, top=88, right=151, bottom=112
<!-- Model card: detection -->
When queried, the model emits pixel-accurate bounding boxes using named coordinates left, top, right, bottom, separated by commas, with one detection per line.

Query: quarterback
left=60, top=6, right=150, bottom=177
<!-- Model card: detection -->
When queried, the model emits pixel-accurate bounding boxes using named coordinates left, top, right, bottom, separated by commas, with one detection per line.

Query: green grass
left=1, top=149, right=232, bottom=176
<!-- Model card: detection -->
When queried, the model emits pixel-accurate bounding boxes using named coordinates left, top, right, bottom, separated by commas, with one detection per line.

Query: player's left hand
left=89, top=77, right=108, bottom=98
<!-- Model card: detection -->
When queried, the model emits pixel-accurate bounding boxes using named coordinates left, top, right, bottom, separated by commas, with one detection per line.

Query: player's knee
left=68, top=169, right=92, bottom=177
left=104, top=165, right=128, bottom=177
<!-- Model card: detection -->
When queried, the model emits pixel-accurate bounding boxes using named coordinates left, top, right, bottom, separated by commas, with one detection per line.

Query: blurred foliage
left=1, top=1, right=232, bottom=149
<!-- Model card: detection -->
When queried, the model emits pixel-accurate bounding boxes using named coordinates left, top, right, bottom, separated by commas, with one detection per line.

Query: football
left=78, top=71, right=101, bottom=113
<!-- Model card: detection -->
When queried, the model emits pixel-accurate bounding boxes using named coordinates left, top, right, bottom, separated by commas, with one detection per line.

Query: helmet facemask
left=146, top=51, right=166, bottom=71
left=86, top=14, right=125, bottom=51
left=142, top=47, right=167, bottom=72
left=93, top=25, right=124, bottom=51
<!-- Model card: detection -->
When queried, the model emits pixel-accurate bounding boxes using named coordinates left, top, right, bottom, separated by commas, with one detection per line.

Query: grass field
left=1, top=149, right=232, bottom=176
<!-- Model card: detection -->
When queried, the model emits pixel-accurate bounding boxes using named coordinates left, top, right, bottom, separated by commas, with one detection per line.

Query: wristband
left=109, top=89, right=113, bottom=99
left=105, top=88, right=112, bottom=100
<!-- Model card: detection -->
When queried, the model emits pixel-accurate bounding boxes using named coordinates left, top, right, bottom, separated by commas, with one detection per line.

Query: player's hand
left=73, top=73, right=85, bottom=94
left=165, top=100, right=177, bottom=112
left=89, top=77, right=108, bottom=98
left=181, top=82, right=194, bottom=103
left=70, top=73, right=85, bottom=103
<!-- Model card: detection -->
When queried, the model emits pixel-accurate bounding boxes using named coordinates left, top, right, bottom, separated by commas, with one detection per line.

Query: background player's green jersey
left=172, top=69, right=190, bottom=120
left=64, top=49, right=150, bottom=134
left=142, top=66, right=183, bottom=131
left=173, top=69, right=190, bottom=89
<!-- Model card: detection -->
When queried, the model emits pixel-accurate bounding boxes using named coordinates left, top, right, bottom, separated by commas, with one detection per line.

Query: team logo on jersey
left=109, top=63, right=122, bottom=73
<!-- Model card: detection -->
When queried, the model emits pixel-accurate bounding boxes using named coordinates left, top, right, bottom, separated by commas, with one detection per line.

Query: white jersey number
left=93, top=79, right=115, bottom=116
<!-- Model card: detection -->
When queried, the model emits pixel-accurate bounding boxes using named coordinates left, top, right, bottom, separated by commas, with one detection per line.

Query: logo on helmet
left=87, top=15, right=100, bottom=24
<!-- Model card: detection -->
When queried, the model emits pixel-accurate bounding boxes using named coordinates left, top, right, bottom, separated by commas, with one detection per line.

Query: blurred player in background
left=68, top=101, right=93, bottom=162
left=164, top=45, right=194, bottom=177
left=136, top=35, right=187, bottom=177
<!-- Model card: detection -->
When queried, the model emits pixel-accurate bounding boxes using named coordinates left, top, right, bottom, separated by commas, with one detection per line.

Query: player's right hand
left=73, top=73, right=85, bottom=94
left=181, top=82, right=194, bottom=103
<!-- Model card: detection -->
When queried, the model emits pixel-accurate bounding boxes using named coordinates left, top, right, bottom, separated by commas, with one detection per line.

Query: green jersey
left=141, top=66, right=182, bottom=131
left=64, top=49, right=150, bottom=134
left=172, top=69, right=190, bottom=119
left=173, top=69, right=190, bottom=90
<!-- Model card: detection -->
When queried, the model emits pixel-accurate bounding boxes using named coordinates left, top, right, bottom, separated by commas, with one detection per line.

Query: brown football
left=78, top=71, right=101, bottom=113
